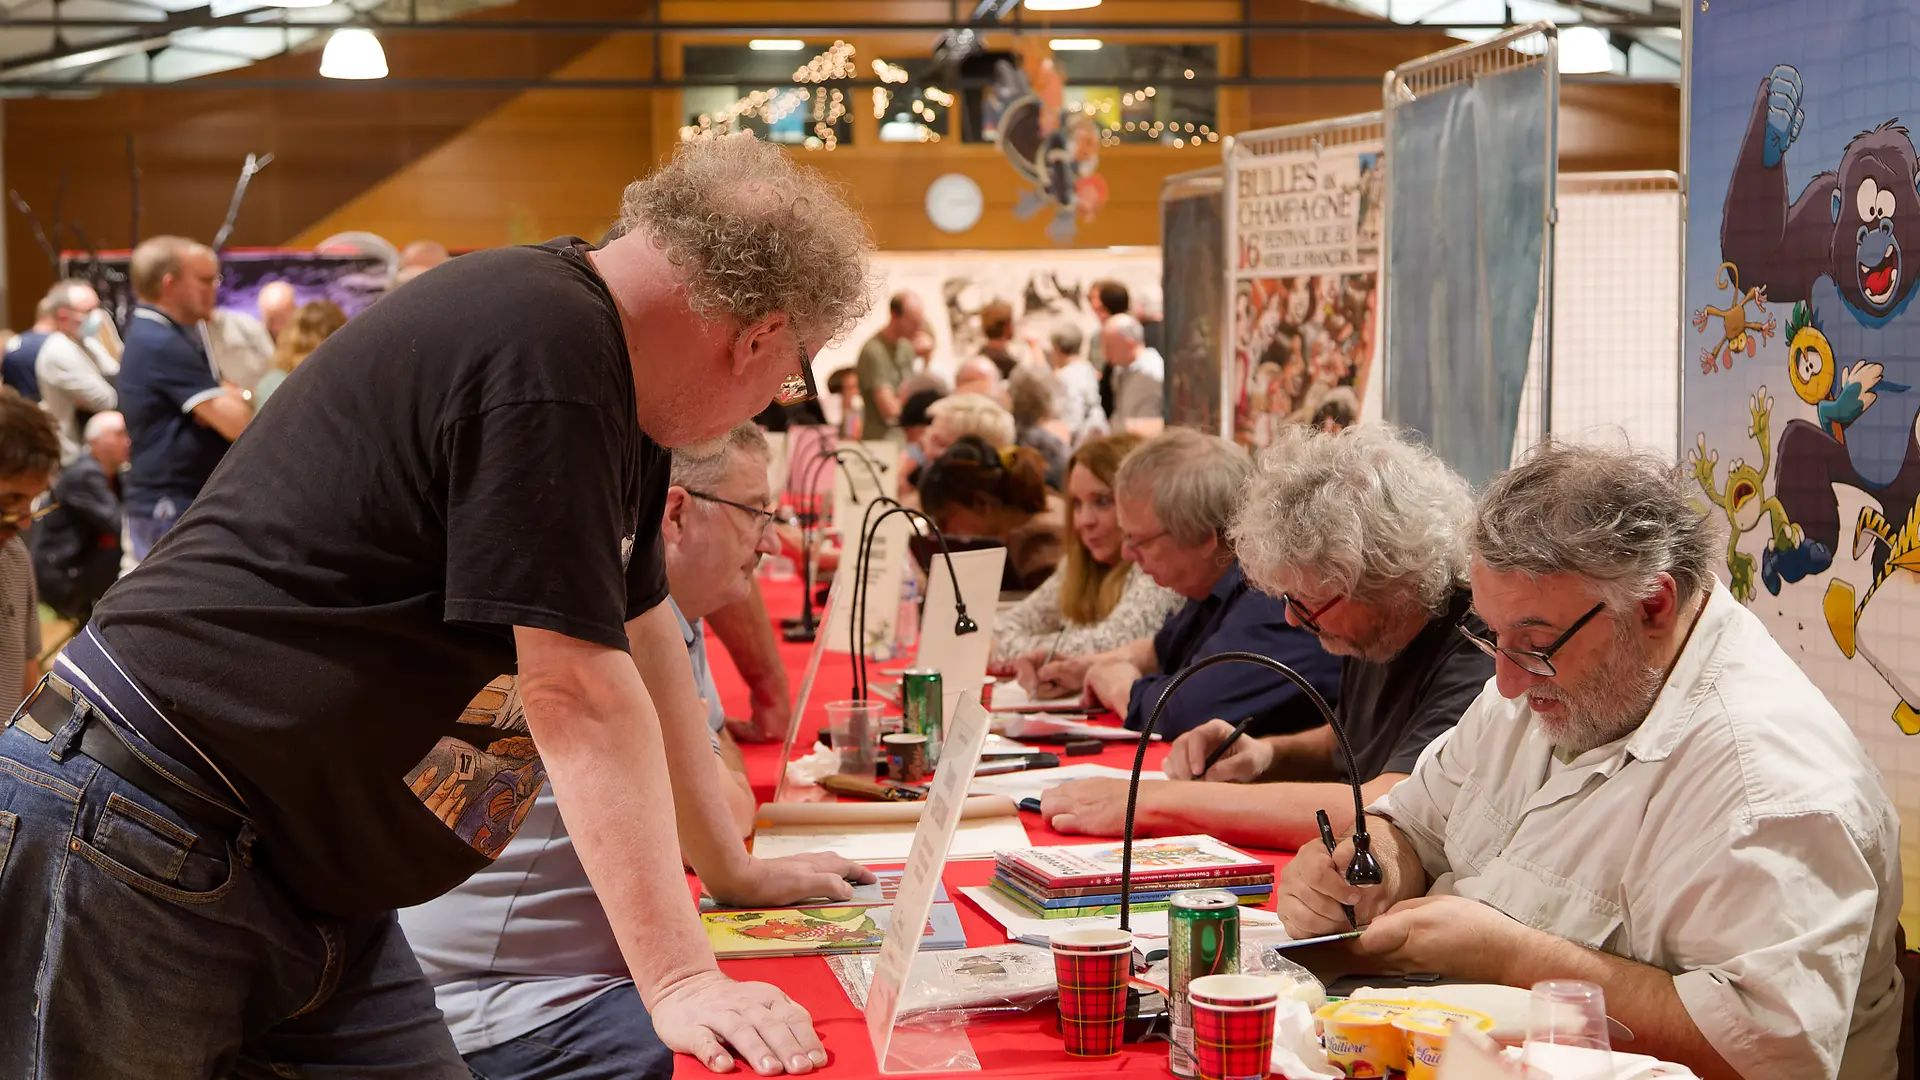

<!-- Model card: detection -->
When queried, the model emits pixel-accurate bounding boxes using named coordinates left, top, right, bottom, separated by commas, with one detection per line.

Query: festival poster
left=1685, top=0, right=1920, bottom=935
left=1226, top=144, right=1384, bottom=450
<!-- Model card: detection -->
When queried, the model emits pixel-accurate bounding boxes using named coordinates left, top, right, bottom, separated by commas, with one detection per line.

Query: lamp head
left=1344, top=832, right=1384, bottom=887
left=954, top=611, right=979, bottom=635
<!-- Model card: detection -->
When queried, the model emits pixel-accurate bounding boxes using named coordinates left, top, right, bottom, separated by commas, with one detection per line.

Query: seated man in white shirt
left=401, top=423, right=873, bottom=1080
left=1276, top=441, right=1902, bottom=1080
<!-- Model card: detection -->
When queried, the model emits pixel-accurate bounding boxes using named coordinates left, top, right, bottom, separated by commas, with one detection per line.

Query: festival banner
left=1224, top=140, right=1383, bottom=450
left=1685, top=0, right=1920, bottom=934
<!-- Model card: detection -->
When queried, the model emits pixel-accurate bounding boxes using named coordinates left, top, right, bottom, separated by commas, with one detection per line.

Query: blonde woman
left=990, top=431, right=1181, bottom=669
left=254, top=300, right=347, bottom=407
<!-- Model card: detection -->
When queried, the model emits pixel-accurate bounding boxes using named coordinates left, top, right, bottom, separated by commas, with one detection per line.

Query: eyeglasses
left=773, top=342, right=818, bottom=408
left=1282, top=593, right=1341, bottom=636
left=0, top=501, right=58, bottom=528
left=1456, top=601, right=1605, bottom=678
left=685, top=489, right=779, bottom=535
left=1120, top=527, right=1168, bottom=553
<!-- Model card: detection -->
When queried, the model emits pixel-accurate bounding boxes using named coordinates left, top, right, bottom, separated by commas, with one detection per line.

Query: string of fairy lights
left=679, top=40, right=1212, bottom=150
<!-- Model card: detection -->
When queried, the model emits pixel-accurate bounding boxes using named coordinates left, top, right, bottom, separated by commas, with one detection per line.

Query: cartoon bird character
left=1691, top=262, right=1777, bottom=374
left=1786, top=301, right=1906, bottom=443
left=1689, top=388, right=1803, bottom=602
left=1823, top=500, right=1920, bottom=734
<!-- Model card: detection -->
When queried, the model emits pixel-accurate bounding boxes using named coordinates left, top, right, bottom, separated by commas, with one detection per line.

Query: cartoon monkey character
left=1689, top=388, right=1804, bottom=602
left=1720, top=64, right=1920, bottom=580
left=1691, top=262, right=1776, bottom=373
left=1785, top=301, right=1905, bottom=443
left=1822, top=501, right=1920, bottom=734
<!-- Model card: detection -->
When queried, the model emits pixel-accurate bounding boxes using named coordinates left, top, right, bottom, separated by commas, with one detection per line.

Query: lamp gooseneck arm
left=1118, top=650, right=1374, bottom=932
left=848, top=505, right=976, bottom=702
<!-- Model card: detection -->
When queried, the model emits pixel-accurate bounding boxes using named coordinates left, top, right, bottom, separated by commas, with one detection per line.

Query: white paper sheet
left=986, top=682, right=1086, bottom=712
left=753, top=813, right=1032, bottom=865
left=958, top=884, right=1280, bottom=944
left=966, top=763, right=1154, bottom=806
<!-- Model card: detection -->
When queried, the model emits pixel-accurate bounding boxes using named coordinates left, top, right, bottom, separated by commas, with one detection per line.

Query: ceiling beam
left=0, top=15, right=1683, bottom=33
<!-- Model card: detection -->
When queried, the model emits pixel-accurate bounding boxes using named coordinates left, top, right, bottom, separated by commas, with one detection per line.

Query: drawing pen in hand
left=1196, top=715, right=1257, bottom=779
left=1317, top=808, right=1359, bottom=930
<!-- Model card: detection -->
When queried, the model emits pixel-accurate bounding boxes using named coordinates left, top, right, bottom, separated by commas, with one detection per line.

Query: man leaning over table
left=0, top=136, right=874, bottom=1079
left=1040, top=424, right=1493, bottom=846
left=1276, top=441, right=1902, bottom=1080
left=402, top=424, right=874, bottom=1080
left=1019, top=427, right=1340, bottom=738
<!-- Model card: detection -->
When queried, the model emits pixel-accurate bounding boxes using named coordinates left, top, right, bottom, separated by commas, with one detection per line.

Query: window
left=681, top=43, right=856, bottom=147
left=871, top=57, right=953, bottom=143
left=963, top=43, right=1219, bottom=148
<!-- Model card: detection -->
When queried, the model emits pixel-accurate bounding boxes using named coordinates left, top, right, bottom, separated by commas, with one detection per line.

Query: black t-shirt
left=1333, top=589, right=1494, bottom=783
left=91, top=238, right=669, bottom=917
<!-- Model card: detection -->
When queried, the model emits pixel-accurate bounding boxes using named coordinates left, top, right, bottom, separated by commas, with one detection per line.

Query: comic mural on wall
left=1686, top=0, right=1920, bottom=929
left=1226, top=142, right=1383, bottom=449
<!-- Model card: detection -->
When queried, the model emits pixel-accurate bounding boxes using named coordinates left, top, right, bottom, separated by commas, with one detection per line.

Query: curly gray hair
left=619, top=134, right=875, bottom=344
left=670, top=422, right=771, bottom=492
left=1113, top=429, right=1251, bottom=547
left=1472, top=440, right=1723, bottom=610
left=1229, top=423, right=1472, bottom=613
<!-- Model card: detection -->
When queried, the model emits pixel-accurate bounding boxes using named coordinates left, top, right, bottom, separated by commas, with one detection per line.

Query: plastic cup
left=824, top=700, right=883, bottom=776
left=1522, top=980, right=1613, bottom=1080
left=1187, top=974, right=1279, bottom=1080
left=1050, top=928, right=1133, bottom=1057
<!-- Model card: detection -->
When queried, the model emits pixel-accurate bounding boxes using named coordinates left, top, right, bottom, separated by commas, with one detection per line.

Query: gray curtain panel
left=1385, top=64, right=1550, bottom=485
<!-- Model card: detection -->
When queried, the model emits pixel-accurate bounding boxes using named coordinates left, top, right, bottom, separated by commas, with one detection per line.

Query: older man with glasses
left=0, top=136, right=872, bottom=1078
left=1040, top=425, right=1493, bottom=843
left=1276, top=441, right=1902, bottom=1080
left=402, top=424, right=870, bottom=1080
left=1032, top=428, right=1339, bottom=739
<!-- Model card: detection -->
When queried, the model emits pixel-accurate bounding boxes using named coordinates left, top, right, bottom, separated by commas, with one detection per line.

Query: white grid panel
left=1513, top=173, right=1681, bottom=462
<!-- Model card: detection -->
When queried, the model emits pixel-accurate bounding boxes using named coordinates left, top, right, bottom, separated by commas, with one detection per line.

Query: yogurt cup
left=1393, top=1005, right=1496, bottom=1080
left=1314, top=1000, right=1408, bottom=1077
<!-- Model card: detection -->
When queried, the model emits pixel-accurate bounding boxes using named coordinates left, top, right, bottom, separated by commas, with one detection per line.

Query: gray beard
left=1531, top=620, right=1667, bottom=756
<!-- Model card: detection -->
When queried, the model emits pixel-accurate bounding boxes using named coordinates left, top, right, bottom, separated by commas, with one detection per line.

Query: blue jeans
left=0, top=713, right=469, bottom=1078
left=127, top=495, right=190, bottom=563
left=463, top=984, right=673, bottom=1080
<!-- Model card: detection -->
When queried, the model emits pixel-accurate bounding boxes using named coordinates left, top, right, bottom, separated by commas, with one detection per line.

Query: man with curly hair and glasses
left=1276, top=441, right=1901, bottom=1080
left=0, top=135, right=875, bottom=1079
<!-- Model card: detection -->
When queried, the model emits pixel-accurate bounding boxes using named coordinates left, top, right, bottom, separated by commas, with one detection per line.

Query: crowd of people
left=0, top=131, right=1899, bottom=1080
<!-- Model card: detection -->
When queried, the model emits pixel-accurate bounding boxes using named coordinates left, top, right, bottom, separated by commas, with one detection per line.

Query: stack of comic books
left=700, top=870, right=968, bottom=958
left=987, top=834, right=1273, bottom=919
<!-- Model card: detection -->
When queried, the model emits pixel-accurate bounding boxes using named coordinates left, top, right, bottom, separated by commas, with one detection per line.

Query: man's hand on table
left=1039, top=776, right=1158, bottom=836
left=1352, top=895, right=1533, bottom=985
left=707, top=852, right=878, bottom=908
left=1163, top=718, right=1274, bottom=782
left=1033, top=652, right=1099, bottom=695
left=1274, top=834, right=1404, bottom=938
left=1082, top=660, right=1142, bottom=715
left=652, top=969, right=829, bottom=1075
left=726, top=693, right=792, bottom=744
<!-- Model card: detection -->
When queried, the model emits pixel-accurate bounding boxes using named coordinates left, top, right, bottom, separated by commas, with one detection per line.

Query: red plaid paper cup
left=1050, top=929, right=1133, bottom=1057
left=1189, top=975, right=1280, bottom=1080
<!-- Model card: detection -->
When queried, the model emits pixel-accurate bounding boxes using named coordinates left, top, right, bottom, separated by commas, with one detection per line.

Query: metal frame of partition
left=1677, top=0, right=1697, bottom=475
left=1553, top=169, right=1684, bottom=458
left=1218, top=111, right=1386, bottom=439
left=1381, top=20, right=1560, bottom=445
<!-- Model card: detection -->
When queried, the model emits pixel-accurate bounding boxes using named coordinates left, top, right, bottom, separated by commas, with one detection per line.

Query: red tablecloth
left=686, top=577, right=1296, bottom=1078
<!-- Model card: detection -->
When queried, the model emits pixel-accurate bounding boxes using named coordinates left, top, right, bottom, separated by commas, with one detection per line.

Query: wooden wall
left=5, top=0, right=1680, bottom=326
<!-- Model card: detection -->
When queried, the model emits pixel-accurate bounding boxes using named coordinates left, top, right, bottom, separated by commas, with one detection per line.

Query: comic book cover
left=699, top=869, right=948, bottom=912
left=702, top=903, right=967, bottom=958
left=996, top=834, right=1266, bottom=888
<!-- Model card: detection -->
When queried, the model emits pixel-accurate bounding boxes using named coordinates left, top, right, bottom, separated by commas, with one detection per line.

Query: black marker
left=1195, top=715, right=1258, bottom=779
left=1317, top=808, right=1358, bottom=930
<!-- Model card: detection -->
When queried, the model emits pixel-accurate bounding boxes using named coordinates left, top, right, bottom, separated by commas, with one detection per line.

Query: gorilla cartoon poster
left=1686, top=0, right=1920, bottom=928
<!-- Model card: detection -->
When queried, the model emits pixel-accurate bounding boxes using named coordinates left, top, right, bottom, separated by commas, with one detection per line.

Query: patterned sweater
left=991, top=561, right=1184, bottom=666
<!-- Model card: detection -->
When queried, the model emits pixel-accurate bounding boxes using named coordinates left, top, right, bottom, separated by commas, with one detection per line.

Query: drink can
left=902, top=668, right=943, bottom=766
left=1168, top=889, right=1241, bottom=1077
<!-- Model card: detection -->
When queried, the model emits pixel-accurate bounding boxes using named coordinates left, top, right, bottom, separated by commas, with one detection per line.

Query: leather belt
left=22, top=684, right=246, bottom=833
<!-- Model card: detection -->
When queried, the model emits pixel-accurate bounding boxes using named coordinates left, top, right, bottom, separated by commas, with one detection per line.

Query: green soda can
left=1167, top=889, right=1241, bottom=1077
left=901, top=668, right=943, bottom=766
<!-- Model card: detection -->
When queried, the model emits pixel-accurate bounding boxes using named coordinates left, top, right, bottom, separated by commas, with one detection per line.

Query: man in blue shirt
left=117, top=235, right=252, bottom=561
left=1035, top=428, right=1340, bottom=737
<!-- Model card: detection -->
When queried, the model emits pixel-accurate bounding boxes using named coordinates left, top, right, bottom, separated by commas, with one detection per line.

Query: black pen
left=1195, top=715, right=1258, bottom=779
left=1317, top=808, right=1358, bottom=930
